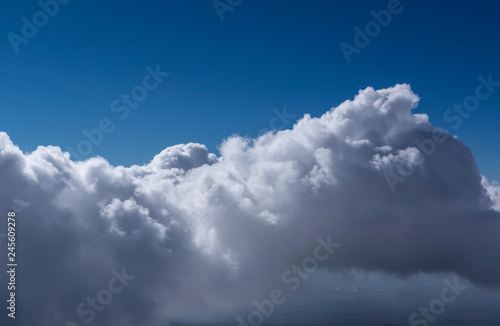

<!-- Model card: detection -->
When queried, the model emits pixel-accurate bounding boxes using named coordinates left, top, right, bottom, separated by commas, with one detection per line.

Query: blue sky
left=1, top=0, right=499, bottom=180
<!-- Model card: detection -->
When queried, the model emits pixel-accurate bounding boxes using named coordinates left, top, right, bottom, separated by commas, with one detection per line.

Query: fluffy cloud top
left=1, top=84, right=499, bottom=326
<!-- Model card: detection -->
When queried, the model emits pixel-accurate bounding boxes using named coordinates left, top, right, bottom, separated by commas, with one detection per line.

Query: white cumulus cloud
left=1, top=84, right=499, bottom=326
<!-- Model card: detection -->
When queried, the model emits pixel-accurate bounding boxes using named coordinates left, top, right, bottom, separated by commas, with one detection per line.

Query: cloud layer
left=1, top=84, right=499, bottom=326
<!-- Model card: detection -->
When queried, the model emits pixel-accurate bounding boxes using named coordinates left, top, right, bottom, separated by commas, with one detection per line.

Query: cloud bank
left=1, top=84, right=499, bottom=326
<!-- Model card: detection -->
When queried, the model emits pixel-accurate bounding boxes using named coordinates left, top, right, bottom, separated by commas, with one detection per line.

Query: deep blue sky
left=1, top=0, right=499, bottom=180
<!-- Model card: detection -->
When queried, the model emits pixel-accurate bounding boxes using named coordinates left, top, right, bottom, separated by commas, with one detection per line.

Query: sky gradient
left=1, top=2, right=500, bottom=326
left=1, top=0, right=499, bottom=180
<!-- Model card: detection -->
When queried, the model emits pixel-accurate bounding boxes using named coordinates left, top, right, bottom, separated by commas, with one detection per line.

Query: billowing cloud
left=482, top=176, right=500, bottom=212
left=1, top=84, right=499, bottom=326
